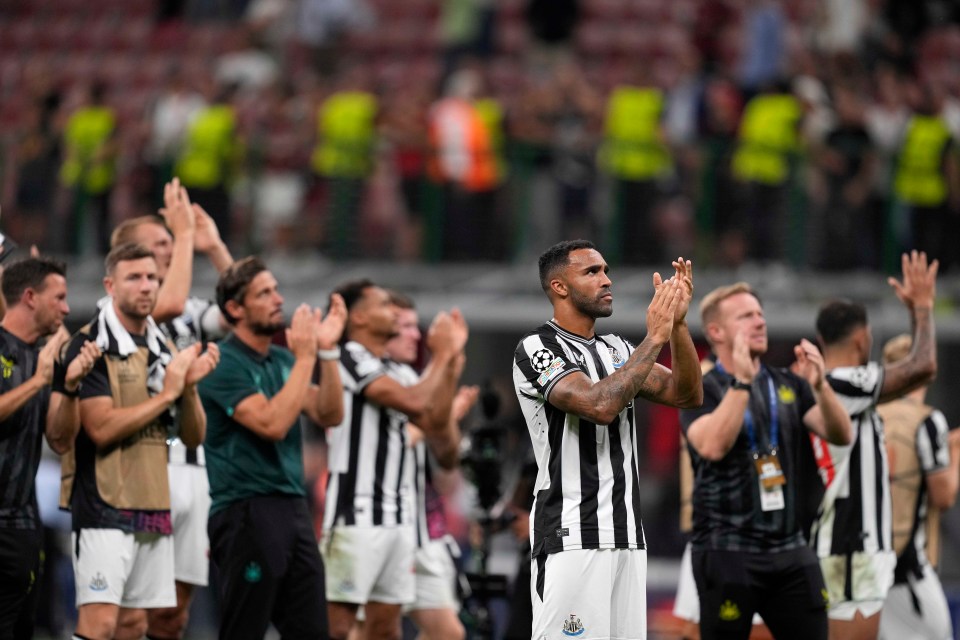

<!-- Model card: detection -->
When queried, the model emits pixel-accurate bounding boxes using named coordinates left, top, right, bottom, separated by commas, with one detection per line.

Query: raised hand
left=447, top=308, right=469, bottom=353
left=317, top=294, right=347, bottom=349
left=64, top=339, right=102, bottom=391
left=426, top=311, right=455, bottom=355
left=285, top=304, right=318, bottom=360
left=732, top=329, right=760, bottom=383
left=158, top=177, right=196, bottom=239
left=671, top=257, right=694, bottom=324
left=792, top=338, right=825, bottom=392
left=36, top=327, right=71, bottom=384
left=646, top=275, right=682, bottom=344
left=887, top=250, right=938, bottom=311
left=185, top=342, right=220, bottom=387
left=452, top=384, right=480, bottom=423
left=163, top=343, right=200, bottom=399
left=193, top=203, right=222, bottom=254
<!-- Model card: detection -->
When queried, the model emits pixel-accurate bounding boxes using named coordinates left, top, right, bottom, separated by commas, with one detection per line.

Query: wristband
left=317, top=347, right=341, bottom=361
left=61, top=383, right=82, bottom=398
left=730, top=379, right=752, bottom=392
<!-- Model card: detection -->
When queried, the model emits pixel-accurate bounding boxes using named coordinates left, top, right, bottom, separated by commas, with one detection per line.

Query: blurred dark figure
left=811, top=83, right=880, bottom=270
left=10, top=92, right=61, bottom=250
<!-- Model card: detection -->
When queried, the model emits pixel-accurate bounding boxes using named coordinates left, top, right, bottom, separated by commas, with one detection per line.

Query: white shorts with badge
left=820, top=550, right=895, bottom=620
left=321, top=525, right=415, bottom=605
left=879, top=563, right=953, bottom=640
left=72, top=529, right=176, bottom=609
left=168, top=462, right=211, bottom=586
left=532, top=548, right=646, bottom=640
left=407, top=536, right=460, bottom=613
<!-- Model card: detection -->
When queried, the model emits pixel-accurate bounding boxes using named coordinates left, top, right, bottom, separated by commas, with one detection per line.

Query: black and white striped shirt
left=810, top=362, right=892, bottom=557
left=323, top=342, right=416, bottom=530
left=513, top=321, right=645, bottom=557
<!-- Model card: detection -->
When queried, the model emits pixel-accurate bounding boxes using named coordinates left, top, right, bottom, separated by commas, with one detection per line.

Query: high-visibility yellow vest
left=311, top=91, right=377, bottom=178
left=894, top=115, right=953, bottom=207
left=731, top=94, right=802, bottom=186
left=60, top=106, right=116, bottom=194
left=175, top=105, right=237, bottom=189
left=475, top=97, right=505, bottom=182
left=600, top=86, right=672, bottom=181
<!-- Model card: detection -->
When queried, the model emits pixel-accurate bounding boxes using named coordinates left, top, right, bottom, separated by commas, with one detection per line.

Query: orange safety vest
left=428, top=97, right=498, bottom=192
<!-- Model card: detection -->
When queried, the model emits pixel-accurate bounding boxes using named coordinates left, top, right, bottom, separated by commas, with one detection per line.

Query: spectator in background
left=599, top=65, right=674, bottom=265
left=214, top=26, right=280, bottom=93
left=59, top=82, right=117, bottom=255
left=810, top=83, right=880, bottom=270
left=175, top=83, right=241, bottom=251
left=439, top=0, right=496, bottom=82
left=737, top=0, right=787, bottom=94
left=10, top=93, right=61, bottom=250
left=296, top=0, right=374, bottom=77
left=144, top=66, right=207, bottom=206
left=428, top=68, right=500, bottom=261
left=311, top=64, right=378, bottom=259
left=524, top=0, right=580, bottom=71
left=730, top=80, right=804, bottom=264
left=877, top=333, right=958, bottom=640
left=893, top=81, right=960, bottom=270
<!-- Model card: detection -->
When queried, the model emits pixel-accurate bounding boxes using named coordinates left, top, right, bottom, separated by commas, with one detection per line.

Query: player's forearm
left=152, top=234, right=195, bottom=322
left=686, top=388, right=750, bottom=461
left=0, top=374, right=46, bottom=423
left=406, top=350, right=457, bottom=429
left=204, top=239, right=234, bottom=274
left=45, top=393, right=81, bottom=454
left=305, top=359, right=343, bottom=427
left=83, top=393, right=177, bottom=449
left=420, top=355, right=462, bottom=434
left=177, top=386, right=206, bottom=448
left=589, top=336, right=665, bottom=423
left=257, top=357, right=316, bottom=438
left=813, top=382, right=852, bottom=445
left=667, top=322, right=704, bottom=408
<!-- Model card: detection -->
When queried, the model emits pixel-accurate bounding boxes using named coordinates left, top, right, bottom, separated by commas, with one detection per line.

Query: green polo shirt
left=199, top=334, right=306, bottom=516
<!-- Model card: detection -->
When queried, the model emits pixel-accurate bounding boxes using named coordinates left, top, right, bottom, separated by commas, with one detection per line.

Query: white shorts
left=407, top=537, right=460, bottom=613
left=72, top=529, right=175, bottom=609
left=532, top=548, right=646, bottom=640
left=321, top=525, right=415, bottom=605
left=820, top=550, right=895, bottom=620
left=879, top=563, right=953, bottom=640
left=168, top=462, right=211, bottom=586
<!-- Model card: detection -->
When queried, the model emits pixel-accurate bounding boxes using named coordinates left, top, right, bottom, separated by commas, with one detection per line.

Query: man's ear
left=103, top=276, right=113, bottom=298
left=550, top=277, right=567, bottom=299
left=224, top=299, right=244, bottom=324
left=21, top=287, right=37, bottom=310
left=705, top=321, right=723, bottom=345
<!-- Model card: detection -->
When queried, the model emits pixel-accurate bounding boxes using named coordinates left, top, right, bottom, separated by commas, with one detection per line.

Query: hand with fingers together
left=63, top=339, right=103, bottom=393
left=670, top=256, right=694, bottom=325
left=646, top=274, right=683, bottom=344
left=732, top=329, right=760, bottom=383
left=792, top=338, right=825, bottom=392
left=317, top=294, right=347, bottom=350
left=159, top=177, right=196, bottom=240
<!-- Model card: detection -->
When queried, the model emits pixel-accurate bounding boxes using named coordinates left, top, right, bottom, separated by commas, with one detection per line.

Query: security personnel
left=600, top=77, right=673, bottom=264
left=731, top=84, right=803, bottom=263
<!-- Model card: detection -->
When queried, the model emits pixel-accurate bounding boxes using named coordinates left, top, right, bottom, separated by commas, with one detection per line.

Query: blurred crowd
left=2, top=0, right=960, bottom=269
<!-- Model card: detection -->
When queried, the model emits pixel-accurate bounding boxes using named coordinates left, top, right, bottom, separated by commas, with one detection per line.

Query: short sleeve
left=53, top=333, right=111, bottom=399
left=679, top=370, right=726, bottom=433
left=341, top=341, right=386, bottom=392
left=513, top=331, right=581, bottom=401
left=826, top=362, right=884, bottom=415
left=917, top=409, right=951, bottom=474
left=198, top=348, right=265, bottom=417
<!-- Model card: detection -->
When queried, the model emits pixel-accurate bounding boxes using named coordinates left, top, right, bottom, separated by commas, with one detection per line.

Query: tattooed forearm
left=881, top=305, right=937, bottom=401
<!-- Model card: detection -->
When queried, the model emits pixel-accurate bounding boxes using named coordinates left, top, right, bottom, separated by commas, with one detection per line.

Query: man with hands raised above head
left=679, top=282, right=851, bottom=640
left=198, top=256, right=347, bottom=640
left=514, top=240, right=702, bottom=640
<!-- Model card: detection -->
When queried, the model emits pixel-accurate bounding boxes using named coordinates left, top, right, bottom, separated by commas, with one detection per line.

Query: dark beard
left=249, top=319, right=285, bottom=336
left=570, top=288, right=613, bottom=319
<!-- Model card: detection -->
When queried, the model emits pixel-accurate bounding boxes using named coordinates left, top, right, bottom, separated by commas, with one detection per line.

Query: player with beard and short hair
left=198, top=256, right=347, bottom=640
left=323, top=279, right=468, bottom=640
left=57, top=243, right=219, bottom=640
left=513, top=239, right=703, bottom=640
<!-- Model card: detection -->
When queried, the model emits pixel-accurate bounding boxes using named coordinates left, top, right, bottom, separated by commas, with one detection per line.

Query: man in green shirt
left=199, top=256, right=346, bottom=640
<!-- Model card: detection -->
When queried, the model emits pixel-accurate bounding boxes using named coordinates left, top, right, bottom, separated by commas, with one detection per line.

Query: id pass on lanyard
left=744, top=373, right=786, bottom=512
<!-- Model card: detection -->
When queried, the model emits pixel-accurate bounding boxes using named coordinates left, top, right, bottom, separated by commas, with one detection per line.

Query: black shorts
left=692, top=546, right=827, bottom=640
left=209, top=495, right=328, bottom=640
left=0, top=526, right=42, bottom=640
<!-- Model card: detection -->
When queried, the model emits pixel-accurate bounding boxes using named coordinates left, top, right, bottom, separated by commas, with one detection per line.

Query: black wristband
left=730, top=379, right=752, bottom=392
left=61, top=382, right=81, bottom=398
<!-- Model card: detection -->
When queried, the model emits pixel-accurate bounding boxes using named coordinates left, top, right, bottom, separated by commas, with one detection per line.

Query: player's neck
left=349, top=329, right=388, bottom=358
left=551, top=308, right=596, bottom=340
left=822, top=345, right=861, bottom=370
left=114, top=304, right=148, bottom=336
left=234, top=325, right=273, bottom=355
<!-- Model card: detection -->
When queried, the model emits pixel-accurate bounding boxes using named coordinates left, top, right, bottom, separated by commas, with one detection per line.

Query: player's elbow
left=314, top=406, right=344, bottom=428
left=676, top=387, right=704, bottom=409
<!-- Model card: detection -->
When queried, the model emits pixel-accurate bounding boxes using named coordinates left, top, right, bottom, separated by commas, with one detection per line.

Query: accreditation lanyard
left=716, top=363, right=786, bottom=510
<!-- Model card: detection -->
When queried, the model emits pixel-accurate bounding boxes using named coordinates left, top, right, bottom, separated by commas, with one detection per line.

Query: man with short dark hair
left=811, top=251, right=938, bottom=640
left=57, top=243, right=219, bottom=640
left=0, top=257, right=99, bottom=640
left=323, top=279, right=467, bottom=640
left=680, top=280, right=851, bottom=640
left=110, top=179, right=233, bottom=640
left=514, top=240, right=702, bottom=640
left=199, top=256, right=346, bottom=640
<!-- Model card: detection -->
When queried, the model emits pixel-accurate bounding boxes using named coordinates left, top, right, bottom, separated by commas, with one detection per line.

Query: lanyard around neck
left=715, top=362, right=779, bottom=455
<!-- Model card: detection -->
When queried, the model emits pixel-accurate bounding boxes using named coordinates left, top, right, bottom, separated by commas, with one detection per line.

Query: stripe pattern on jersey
left=324, top=343, right=415, bottom=530
left=811, top=362, right=892, bottom=557
left=513, top=321, right=645, bottom=556
left=906, top=409, right=950, bottom=569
